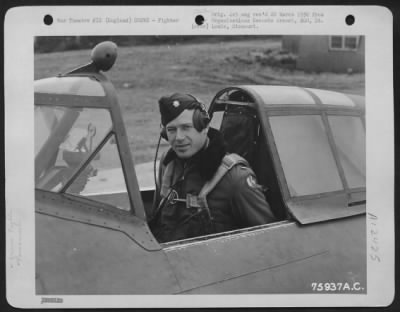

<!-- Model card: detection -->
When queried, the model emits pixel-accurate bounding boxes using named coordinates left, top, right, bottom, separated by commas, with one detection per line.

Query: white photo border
left=4, top=5, right=394, bottom=308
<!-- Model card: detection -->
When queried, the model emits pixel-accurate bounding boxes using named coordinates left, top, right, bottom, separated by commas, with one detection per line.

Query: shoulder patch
left=246, top=175, right=258, bottom=188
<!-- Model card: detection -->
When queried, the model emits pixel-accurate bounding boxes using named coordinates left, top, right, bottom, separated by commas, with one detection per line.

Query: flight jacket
left=150, top=128, right=275, bottom=243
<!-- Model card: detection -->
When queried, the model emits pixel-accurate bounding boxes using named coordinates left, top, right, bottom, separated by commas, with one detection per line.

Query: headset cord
left=151, top=134, right=163, bottom=214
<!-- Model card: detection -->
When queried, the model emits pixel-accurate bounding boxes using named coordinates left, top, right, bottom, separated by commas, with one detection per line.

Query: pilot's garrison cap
left=159, top=93, right=200, bottom=126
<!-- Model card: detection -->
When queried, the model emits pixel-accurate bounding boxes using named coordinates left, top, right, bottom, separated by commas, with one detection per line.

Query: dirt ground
left=35, top=38, right=365, bottom=164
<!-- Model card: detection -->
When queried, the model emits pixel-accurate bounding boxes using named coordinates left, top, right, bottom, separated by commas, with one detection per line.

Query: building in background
left=282, top=35, right=365, bottom=73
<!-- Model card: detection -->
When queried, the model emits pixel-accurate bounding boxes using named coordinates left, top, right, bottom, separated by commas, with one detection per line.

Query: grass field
left=35, top=38, right=365, bottom=165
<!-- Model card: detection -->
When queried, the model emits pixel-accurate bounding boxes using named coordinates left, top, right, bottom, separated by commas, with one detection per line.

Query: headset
left=160, top=94, right=210, bottom=140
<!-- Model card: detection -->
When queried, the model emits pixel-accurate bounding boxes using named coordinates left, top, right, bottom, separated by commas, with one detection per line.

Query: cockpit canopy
left=34, top=42, right=143, bottom=215
left=210, top=86, right=365, bottom=223
left=34, top=76, right=106, bottom=96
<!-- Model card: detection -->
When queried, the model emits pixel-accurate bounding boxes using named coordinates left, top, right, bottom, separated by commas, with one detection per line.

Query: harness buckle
left=186, top=194, right=213, bottom=220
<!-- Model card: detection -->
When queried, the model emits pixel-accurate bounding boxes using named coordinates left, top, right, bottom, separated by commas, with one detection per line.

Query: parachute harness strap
left=157, top=154, right=248, bottom=230
left=191, top=154, right=248, bottom=219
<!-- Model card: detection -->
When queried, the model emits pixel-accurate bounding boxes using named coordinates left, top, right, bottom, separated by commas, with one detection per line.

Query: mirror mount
left=58, top=41, right=118, bottom=76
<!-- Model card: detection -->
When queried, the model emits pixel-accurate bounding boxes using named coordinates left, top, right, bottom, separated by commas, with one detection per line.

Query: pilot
left=150, top=93, right=275, bottom=243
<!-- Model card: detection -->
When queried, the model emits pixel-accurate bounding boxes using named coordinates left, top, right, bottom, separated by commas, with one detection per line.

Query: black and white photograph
left=5, top=6, right=394, bottom=308
left=33, top=34, right=367, bottom=295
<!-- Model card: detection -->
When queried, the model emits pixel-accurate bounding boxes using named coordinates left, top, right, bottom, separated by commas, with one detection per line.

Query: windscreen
left=35, top=106, right=112, bottom=191
left=65, top=133, right=130, bottom=211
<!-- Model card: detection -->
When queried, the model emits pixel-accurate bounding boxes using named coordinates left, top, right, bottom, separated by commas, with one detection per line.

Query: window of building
left=329, top=36, right=360, bottom=51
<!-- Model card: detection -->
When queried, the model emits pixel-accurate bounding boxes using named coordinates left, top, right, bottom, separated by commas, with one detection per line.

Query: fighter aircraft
left=35, top=41, right=366, bottom=294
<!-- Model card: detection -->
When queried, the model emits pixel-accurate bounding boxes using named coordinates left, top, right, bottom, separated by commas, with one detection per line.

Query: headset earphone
left=160, top=94, right=210, bottom=140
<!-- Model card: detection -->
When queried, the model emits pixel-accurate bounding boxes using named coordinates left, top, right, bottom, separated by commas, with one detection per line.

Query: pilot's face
left=166, top=109, right=208, bottom=159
